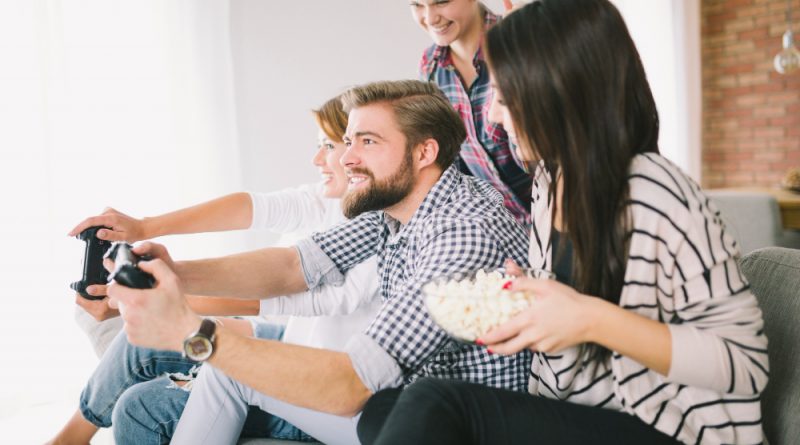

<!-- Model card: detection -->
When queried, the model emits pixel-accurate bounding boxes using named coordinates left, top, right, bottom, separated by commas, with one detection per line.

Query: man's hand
left=68, top=207, right=151, bottom=242
left=131, top=241, right=177, bottom=271
left=74, top=284, right=120, bottom=321
left=107, top=252, right=201, bottom=352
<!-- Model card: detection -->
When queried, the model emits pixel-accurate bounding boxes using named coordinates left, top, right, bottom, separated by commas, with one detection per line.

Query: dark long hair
left=486, top=0, right=659, bottom=363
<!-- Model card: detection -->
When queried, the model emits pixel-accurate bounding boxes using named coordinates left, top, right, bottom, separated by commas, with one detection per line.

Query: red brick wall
left=702, top=0, right=800, bottom=188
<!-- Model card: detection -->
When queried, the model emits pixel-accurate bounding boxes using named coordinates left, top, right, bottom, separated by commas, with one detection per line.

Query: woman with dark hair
left=357, top=1, right=767, bottom=444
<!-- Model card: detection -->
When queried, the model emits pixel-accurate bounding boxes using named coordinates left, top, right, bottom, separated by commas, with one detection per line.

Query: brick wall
left=702, top=0, right=800, bottom=188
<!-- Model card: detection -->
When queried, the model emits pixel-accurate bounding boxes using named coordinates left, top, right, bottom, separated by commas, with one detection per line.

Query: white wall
left=229, top=0, right=510, bottom=246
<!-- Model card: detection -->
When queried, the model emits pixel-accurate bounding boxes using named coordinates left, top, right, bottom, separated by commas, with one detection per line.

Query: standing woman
left=359, top=1, right=768, bottom=444
left=411, top=0, right=532, bottom=225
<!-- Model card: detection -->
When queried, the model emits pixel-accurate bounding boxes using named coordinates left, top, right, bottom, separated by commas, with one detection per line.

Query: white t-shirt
left=248, top=183, right=380, bottom=351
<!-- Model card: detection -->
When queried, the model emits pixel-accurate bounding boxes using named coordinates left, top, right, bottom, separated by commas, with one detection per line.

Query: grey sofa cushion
left=708, top=191, right=783, bottom=255
left=739, top=247, right=800, bottom=445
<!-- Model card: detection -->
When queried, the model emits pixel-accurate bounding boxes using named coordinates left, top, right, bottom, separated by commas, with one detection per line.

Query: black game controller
left=71, top=226, right=112, bottom=300
left=105, top=242, right=156, bottom=289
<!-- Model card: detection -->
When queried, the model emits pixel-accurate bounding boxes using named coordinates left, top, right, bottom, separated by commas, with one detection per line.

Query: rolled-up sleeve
left=345, top=333, right=404, bottom=393
left=295, top=211, right=383, bottom=289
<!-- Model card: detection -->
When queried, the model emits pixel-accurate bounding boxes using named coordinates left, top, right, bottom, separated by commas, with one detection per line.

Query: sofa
left=738, top=247, right=800, bottom=445
left=707, top=190, right=800, bottom=255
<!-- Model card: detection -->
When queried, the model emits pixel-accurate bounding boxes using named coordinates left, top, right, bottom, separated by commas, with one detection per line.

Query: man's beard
left=342, top=151, right=415, bottom=219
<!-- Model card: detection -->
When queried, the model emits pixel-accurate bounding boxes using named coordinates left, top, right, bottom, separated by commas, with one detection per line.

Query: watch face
left=184, top=337, right=213, bottom=361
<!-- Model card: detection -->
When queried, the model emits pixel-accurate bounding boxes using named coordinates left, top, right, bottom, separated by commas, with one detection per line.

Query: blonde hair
left=312, top=95, right=348, bottom=143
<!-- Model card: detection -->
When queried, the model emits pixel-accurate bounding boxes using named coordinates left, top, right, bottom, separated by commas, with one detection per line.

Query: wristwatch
left=182, top=318, right=217, bottom=362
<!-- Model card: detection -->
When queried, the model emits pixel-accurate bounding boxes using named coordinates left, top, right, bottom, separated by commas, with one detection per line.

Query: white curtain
left=0, top=0, right=244, bottom=437
left=611, top=0, right=703, bottom=180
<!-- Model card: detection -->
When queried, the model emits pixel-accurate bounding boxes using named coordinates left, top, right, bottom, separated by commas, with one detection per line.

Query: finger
left=502, top=0, right=514, bottom=12
left=507, top=276, right=558, bottom=294
left=86, top=284, right=108, bottom=296
left=133, top=241, right=165, bottom=258
left=96, top=227, right=127, bottom=242
left=103, top=258, right=115, bottom=273
left=107, top=282, right=144, bottom=308
left=489, top=327, right=542, bottom=355
left=504, top=259, right=524, bottom=277
left=68, top=216, right=111, bottom=237
left=137, top=258, right=175, bottom=284
left=479, top=309, right=534, bottom=345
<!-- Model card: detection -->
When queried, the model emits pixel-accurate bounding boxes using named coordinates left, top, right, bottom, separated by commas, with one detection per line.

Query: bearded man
left=106, top=80, right=531, bottom=445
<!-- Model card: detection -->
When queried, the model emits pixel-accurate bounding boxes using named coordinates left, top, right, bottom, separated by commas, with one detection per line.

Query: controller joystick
left=105, top=243, right=155, bottom=289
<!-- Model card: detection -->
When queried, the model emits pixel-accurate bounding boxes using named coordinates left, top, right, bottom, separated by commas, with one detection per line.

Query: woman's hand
left=478, top=276, right=597, bottom=355
left=74, top=284, right=120, bottom=321
left=68, top=207, right=151, bottom=242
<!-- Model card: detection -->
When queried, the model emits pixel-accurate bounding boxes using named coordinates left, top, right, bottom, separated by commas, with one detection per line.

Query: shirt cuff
left=245, top=192, right=258, bottom=230
left=259, top=298, right=280, bottom=316
left=667, top=323, right=725, bottom=389
left=295, top=238, right=344, bottom=289
left=345, top=333, right=404, bottom=393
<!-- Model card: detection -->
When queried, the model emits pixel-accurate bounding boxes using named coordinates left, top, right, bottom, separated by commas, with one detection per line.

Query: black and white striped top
left=527, top=153, right=768, bottom=445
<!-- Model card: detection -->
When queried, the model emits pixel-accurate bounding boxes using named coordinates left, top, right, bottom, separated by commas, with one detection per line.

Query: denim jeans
left=79, top=322, right=314, bottom=444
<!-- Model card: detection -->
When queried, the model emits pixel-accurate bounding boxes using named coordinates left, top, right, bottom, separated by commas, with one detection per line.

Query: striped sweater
left=527, top=153, right=768, bottom=445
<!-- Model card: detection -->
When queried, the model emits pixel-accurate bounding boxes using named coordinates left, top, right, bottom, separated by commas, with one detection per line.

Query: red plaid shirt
left=419, top=9, right=532, bottom=226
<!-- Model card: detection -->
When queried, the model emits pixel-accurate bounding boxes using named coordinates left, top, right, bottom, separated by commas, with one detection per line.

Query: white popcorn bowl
left=423, top=267, right=555, bottom=343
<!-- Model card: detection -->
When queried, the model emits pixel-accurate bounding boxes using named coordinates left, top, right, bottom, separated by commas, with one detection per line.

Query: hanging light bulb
left=774, top=0, right=800, bottom=74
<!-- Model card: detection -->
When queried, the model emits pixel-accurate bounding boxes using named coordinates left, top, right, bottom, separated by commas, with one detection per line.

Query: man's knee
left=195, top=363, right=241, bottom=396
left=111, top=378, right=187, bottom=444
left=112, top=384, right=150, bottom=431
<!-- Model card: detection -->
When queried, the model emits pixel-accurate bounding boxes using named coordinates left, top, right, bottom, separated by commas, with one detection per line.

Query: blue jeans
left=79, top=322, right=314, bottom=444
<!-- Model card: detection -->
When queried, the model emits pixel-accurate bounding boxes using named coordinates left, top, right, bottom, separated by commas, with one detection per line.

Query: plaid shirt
left=311, top=166, right=532, bottom=392
left=419, top=9, right=532, bottom=227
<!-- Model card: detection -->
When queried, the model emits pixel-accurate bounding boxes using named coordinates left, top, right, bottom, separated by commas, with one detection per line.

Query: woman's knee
left=399, top=378, right=466, bottom=408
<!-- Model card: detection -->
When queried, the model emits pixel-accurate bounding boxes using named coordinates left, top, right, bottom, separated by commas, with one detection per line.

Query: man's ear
left=415, top=138, right=440, bottom=170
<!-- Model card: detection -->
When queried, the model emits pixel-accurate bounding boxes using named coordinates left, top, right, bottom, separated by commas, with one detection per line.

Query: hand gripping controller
left=105, top=242, right=156, bottom=289
left=70, top=226, right=112, bottom=300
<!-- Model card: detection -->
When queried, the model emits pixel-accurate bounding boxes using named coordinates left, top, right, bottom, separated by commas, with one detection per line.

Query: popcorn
left=423, top=269, right=533, bottom=342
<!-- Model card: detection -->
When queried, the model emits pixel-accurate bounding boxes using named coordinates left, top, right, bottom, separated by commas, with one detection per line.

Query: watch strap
left=198, top=317, right=217, bottom=340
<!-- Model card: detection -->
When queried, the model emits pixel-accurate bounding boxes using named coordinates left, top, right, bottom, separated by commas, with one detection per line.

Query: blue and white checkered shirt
left=297, top=166, right=532, bottom=393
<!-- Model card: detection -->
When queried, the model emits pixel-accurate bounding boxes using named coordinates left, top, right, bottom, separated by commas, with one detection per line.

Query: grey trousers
left=171, top=363, right=361, bottom=445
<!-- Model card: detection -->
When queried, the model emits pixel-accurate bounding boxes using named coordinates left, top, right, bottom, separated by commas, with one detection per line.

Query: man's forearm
left=208, top=327, right=372, bottom=417
left=186, top=295, right=260, bottom=316
left=175, top=247, right=307, bottom=299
